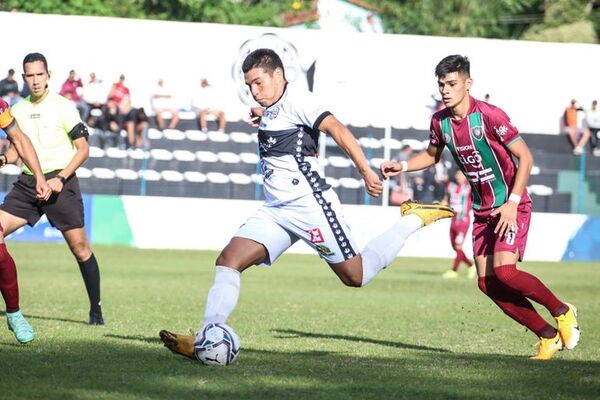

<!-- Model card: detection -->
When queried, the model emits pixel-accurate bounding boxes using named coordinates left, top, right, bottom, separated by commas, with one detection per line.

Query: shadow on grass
left=1, top=338, right=599, bottom=400
left=273, top=328, right=450, bottom=353
left=104, top=334, right=161, bottom=344
left=0, top=311, right=88, bottom=325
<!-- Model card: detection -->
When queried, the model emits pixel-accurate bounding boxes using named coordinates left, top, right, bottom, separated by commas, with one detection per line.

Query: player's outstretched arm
left=318, top=114, right=383, bottom=197
left=159, top=330, right=196, bottom=359
left=380, top=144, right=440, bottom=179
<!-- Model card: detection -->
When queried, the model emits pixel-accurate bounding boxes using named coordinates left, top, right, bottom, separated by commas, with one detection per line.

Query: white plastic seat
left=183, top=171, right=207, bottom=183
left=115, top=168, right=138, bottom=180
left=1, top=164, right=22, bottom=175
left=89, top=146, right=105, bottom=158
left=530, top=165, right=541, bottom=175
left=128, top=148, right=150, bottom=160
left=328, top=156, right=352, bottom=168
left=403, top=139, right=426, bottom=151
left=163, top=129, right=185, bottom=141
left=381, top=138, right=404, bottom=150
left=230, top=131, right=253, bottom=143
left=92, top=168, right=116, bottom=179
left=229, top=173, right=252, bottom=184
left=369, top=158, right=385, bottom=168
left=139, top=169, right=161, bottom=181
left=208, top=131, right=229, bottom=143
left=358, top=137, right=382, bottom=149
left=239, top=152, right=259, bottom=164
left=173, top=150, right=196, bottom=162
left=339, top=177, right=362, bottom=189
left=251, top=173, right=263, bottom=184
left=161, top=170, right=184, bottom=182
left=196, top=151, right=219, bottom=163
left=75, top=167, right=92, bottom=178
left=218, top=152, right=241, bottom=164
left=147, top=128, right=163, bottom=140
left=528, top=184, right=553, bottom=196
left=326, top=177, right=340, bottom=188
left=105, top=147, right=127, bottom=159
left=150, top=148, right=173, bottom=161
left=185, top=129, right=208, bottom=142
left=206, top=172, right=229, bottom=184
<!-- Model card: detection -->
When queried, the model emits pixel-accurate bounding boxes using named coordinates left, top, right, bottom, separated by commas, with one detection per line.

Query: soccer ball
left=194, top=323, right=240, bottom=366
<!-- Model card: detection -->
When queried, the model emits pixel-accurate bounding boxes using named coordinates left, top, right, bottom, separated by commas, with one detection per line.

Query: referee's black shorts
left=0, top=170, right=84, bottom=231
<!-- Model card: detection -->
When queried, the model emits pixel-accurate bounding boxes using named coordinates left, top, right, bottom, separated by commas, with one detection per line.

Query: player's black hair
left=23, top=52, right=48, bottom=72
left=435, top=55, right=470, bottom=78
left=242, top=48, right=285, bottom=78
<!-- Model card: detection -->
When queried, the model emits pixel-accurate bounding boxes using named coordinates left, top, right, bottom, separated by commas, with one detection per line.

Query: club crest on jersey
left=471, top=126, right=483, bottom=141
left=264, top=105, right=280, bottom=120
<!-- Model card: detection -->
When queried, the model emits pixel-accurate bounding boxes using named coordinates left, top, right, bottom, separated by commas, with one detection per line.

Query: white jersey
left=257, top=84, right=332, bottom=205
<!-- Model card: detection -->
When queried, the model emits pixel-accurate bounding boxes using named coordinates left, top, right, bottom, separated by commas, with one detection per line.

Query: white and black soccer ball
left=194, top=323, right=240, bottom=366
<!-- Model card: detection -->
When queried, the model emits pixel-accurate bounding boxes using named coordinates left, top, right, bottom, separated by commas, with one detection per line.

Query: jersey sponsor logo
left=307, top=227, right=325, bottom=244
left=471, top=126, right=483, bottom=141
left=458, top=150, right=482, bottom=166
left=466, top=168, right=495, bottom=183
left=315, top=244, right=335, bottom=257
left=30, top=113, right=41, bottom=119
left=456, top=144, right=474, bottom=151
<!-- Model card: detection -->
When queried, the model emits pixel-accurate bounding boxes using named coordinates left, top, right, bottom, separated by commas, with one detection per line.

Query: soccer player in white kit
left=160, top=48, right=454, bottom=358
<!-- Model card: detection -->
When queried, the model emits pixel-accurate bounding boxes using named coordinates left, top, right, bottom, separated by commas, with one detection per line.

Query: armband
left=508, top=193, right=521, bottom=204
left=68, top=122, right=89, bottom=141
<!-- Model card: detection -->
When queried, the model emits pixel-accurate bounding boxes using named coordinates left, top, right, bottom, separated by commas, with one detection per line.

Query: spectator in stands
left=82, top=72, right=107, bottom=127
left=584, top=100, right=600, bottom=157
left=107, top=74, right=130, bottom=111
left=562, top=99, right=588, bottom=155
left=359, top=12, right=383, bottom=34
left=192, top=78, right=226, bottom=133
left=0, top=69, right=20, bottom=106
left=120, top=94, right=149, bottom=149
left=59, top=70, right=90, bottom=121
left=484, top=93, right=491, bottom=103
left=95, top=98, right=123, bottom=149
left=150, top=78, right=179, bottom=130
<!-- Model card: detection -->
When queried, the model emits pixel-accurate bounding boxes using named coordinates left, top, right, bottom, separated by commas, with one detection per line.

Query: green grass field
left=1, top=243, right=599, bottom=400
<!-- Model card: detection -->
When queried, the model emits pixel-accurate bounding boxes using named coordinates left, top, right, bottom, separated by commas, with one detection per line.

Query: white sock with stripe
left=360, top=214, right=422, bottom=286
left=203, top=266, right=241, bottom=325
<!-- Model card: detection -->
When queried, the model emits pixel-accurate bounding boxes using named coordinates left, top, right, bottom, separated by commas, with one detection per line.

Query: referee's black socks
left=78, top=253, right=102, bottom=315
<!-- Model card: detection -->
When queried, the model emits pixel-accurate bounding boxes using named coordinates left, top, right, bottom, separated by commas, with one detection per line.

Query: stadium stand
left=1, top=117, right=598, bottom=213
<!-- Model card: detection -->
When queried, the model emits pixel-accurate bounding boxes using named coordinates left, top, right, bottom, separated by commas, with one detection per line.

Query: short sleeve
left=290, top=88, right=331, bottom=131
left=0, top=98, right=15, bottom=131
left=429, top=117, right=443, bottom=147
left=488, top=107, right=520, bottom=146
left=60, top=97, right=83, bottom=134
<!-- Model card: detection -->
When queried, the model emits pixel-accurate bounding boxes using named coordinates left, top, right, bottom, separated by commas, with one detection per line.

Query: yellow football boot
left=159, top=330, right=196, bottom=359
left=555, top=303, right=580, bottom=350
left=400, top=200, right=455, bottom=226
left=530, top=332, right=563, bottom=360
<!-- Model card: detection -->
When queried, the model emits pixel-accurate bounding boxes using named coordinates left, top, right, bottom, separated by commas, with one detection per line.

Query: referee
left=1, top=53, right=103, bottom=326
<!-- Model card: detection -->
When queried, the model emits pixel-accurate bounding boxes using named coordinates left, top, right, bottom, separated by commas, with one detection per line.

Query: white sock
left=203, top=266, right=241, bottom=325
left=361, top=214, right=422, bottom=286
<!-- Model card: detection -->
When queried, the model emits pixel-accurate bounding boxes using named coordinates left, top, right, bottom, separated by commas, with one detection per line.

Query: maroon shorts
left=472, top=201, right=531, bottom=261
left=450, top=218, right=470, bottom=246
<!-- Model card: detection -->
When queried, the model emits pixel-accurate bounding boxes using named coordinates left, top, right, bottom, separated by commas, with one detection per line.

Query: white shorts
left=234, top=189, right=358, bottom=265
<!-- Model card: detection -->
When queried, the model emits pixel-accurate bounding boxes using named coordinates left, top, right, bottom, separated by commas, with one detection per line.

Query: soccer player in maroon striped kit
left=381, top=54, right=580, bottom=360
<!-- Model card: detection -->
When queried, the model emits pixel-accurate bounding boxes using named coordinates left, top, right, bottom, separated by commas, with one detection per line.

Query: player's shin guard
left=494, top=264, right=568, bottom=317
left=478, top=276, right=556, bottom=338
left=360, top=214, right=422, bottom=286
left=0, top=244, right=19, bottom=313
left=203, top=266, right=240, bottom=325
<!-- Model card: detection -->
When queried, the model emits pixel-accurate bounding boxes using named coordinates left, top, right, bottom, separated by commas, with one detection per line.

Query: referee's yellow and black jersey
left=10, top=92, right=81, bottom=175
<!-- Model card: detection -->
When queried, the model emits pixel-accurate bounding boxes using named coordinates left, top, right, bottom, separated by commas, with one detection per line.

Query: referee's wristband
left=508, top=193, right=521, bottom=204
left=400, top=160, right=408, bottom=172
